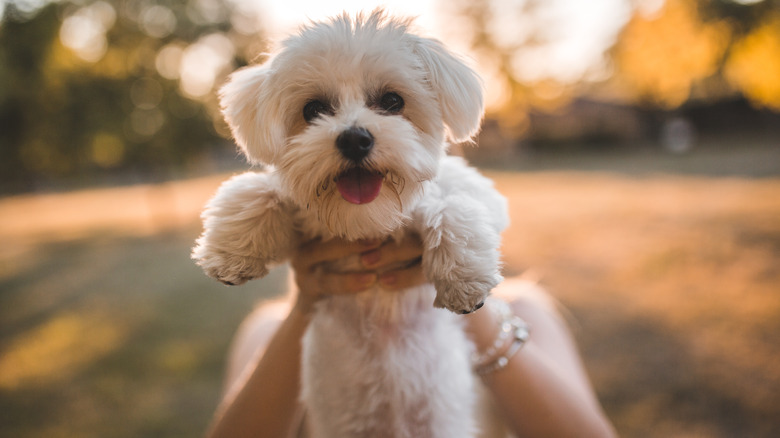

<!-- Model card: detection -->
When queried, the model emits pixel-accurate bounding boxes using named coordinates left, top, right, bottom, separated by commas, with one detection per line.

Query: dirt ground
left=493, top=171, right=780, bottom=437
left=1, top=148, right=779, bottom=437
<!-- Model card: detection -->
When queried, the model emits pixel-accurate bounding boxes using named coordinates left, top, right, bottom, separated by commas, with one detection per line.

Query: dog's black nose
left=336, top=127, right=374, bottom=163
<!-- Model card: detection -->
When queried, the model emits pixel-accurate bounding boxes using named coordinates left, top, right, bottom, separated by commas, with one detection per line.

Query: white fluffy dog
left=193, top=10, right=509, bottom=437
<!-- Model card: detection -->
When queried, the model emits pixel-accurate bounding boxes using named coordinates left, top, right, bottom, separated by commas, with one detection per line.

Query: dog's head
left=219, top=10, right=484, bottom=238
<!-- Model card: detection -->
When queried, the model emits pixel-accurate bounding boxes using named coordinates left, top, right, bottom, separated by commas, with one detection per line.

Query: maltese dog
left=193, top=10, right=509, bottom=438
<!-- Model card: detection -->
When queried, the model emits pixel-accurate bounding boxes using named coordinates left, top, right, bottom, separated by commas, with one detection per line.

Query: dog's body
left=193, top=11, right=509, bottom=437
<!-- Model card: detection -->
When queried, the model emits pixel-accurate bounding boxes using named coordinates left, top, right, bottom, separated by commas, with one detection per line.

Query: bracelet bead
left=474, top=314, right=531, bottom=376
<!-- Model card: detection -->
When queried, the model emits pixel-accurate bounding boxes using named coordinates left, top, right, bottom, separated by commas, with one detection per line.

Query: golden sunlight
left=725, top=13, right=780, bottom=111
left=613, top=0, right=731, bottom=108
left=0, top=311, right=126, bottom=389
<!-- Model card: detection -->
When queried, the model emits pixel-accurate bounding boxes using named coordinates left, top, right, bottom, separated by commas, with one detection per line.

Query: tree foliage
left=446, top=0, right=780, bottom=117
left=2, top=0, right=778, bottom=192
left=612, top=0, right=780, bottom=109
left=724, top=10, right=780, bottom=111
left=0, top=0, right=264, bottom=193
left=612, top=0, right=731, bottom=108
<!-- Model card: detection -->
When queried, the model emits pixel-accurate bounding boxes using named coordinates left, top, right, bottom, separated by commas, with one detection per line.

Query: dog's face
left=219, top=10, right=484, bottom=239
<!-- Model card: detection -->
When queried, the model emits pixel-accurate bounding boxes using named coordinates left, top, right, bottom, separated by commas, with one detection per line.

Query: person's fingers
left=294, top=238, right=382, bottom=271
left=294, top=267, right=378, bottom=313
left=293, top=231, right=426, bottom=311
left=329, top=272, right=378, bottom=293
left=377, top=258, right=426, bottom=290
left=298, top=268, right=377, bottom=296
left=360, top=233, right=423, bottom=270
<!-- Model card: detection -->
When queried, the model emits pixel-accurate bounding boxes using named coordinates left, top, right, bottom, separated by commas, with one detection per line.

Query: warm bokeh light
left=154, top=43, right=185, bottom=80
left=612, top=0, right=731, bottom=108
left=725, top=13, right=780, bottom=111
left=178, top=33, right=235, bottom=98
left=253, top=0, right=437, bottom=38
left=139, top=4, right=176, bottom=38
left=58, top=1, right=115, bottom=62
left=47, top=0, right=259, bottom=104
left=0, top=310, right=127, bottom=390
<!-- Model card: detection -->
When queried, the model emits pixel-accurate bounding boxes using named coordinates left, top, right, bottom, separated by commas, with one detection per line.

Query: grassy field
left=1, top=145, right=779, bottom=437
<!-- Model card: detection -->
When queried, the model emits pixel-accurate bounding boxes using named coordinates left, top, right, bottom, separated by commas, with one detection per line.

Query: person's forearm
left=207, top=306, right=311, bottom=438
left=483, top=342, right=616, bottom=438
left=465, top=301, right=616, bottom=438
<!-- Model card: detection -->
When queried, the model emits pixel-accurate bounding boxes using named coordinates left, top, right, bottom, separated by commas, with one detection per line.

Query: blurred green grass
left=0, top=230, right=289, bottom=437
left=1, top=144, right=779, bottom=437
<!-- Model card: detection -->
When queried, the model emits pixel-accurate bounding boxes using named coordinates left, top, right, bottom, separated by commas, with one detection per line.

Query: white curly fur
left=193, top=10, right=510, bottom=437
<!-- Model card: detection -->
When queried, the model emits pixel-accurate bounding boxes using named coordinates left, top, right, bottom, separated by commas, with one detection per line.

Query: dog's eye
left=303, top=100, right=330, bottom=123
left=379, top=92, right=404, bottom=113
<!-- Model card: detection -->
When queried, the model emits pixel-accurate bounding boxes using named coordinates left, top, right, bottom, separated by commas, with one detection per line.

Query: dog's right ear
left=219, top=65, right=285, bottom=165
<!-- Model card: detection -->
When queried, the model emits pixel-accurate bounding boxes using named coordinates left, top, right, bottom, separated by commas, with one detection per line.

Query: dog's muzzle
left=336, top=127, right=374, bottom=163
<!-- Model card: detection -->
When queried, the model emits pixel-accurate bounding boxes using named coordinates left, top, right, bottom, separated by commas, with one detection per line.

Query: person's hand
left=360, top=232, right=425, bottom=291
left=290, top=233, right=426, bottom=314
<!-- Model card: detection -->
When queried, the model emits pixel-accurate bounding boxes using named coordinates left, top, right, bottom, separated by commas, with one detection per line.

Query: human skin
left=207, top=234, right=616, bottom=438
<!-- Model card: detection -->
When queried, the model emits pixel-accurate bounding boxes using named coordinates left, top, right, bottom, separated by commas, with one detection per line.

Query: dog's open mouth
left=336, top=168, right=383, bottom=205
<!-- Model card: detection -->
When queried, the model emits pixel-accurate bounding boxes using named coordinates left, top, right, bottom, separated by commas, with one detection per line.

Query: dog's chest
left=300, top=286, right=479, bottom=438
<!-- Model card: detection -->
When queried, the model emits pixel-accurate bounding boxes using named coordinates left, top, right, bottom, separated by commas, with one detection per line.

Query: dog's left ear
left=413, top=37, right=485, bottom=143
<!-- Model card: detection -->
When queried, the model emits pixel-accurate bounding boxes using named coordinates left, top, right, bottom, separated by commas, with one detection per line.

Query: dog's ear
left=413, top=38, right=484, bottom=143
left=219, top=65, right=285, bottom=164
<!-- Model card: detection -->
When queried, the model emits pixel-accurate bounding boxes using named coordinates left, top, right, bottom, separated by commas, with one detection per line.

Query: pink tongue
left=336, top=168, right=383, bottom=204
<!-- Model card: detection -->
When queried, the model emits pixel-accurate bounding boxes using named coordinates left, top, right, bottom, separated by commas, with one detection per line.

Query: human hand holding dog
left=290, top=231, right=506, bottom=351
left=291, top=232, right=505, bottom=350
left=291, top=232, right=426, bottom=314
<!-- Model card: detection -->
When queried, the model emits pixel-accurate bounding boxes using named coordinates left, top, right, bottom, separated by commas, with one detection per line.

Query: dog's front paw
left=195, top=252, right=270, bottom=286
left=431, top=272, right=502, bottom=314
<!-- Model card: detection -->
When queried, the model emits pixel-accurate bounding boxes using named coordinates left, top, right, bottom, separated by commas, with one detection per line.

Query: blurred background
left=1, top=0, right=779, bottom=436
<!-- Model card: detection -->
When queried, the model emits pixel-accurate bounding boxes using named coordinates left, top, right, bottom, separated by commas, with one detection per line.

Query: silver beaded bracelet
left=470, top=301, right=514, bottom=365
left=474, top=315, right=531, bottom=376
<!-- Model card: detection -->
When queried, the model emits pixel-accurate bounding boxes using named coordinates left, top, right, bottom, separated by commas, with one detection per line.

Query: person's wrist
left=475, top=317, right=530, bottom=376
left=463, top=298, right=502, bottom=338
left=468, top=299, right=532, bottom=376
left=293, top=290, right=321, bottom=317
left=463, top=299, right=506, bottom=356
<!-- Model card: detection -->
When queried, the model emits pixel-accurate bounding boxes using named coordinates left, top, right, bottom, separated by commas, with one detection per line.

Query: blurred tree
left=697, top=0, right=780, bottom=34
left=440, top=0, right=581, bottom=137
left=441, top=0, right=780, bottom=145
left=724, top=11, right=780, bottom=111
left=611, top=0, right=731, bottom=108
left=0, top=0, right=265, bottom=193
left=611, top=0, right=780, bottom=110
